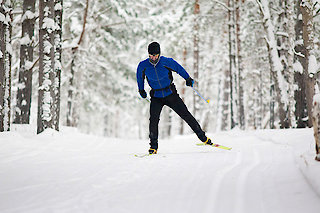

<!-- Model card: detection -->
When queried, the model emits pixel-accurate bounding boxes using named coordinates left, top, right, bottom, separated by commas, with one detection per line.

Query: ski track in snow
left=0, top=128, right=320, bottom=213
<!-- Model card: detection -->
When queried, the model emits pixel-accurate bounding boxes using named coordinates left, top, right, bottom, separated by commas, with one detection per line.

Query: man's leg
left=149, top=97, right=164, bottom=150
left=166, top=94, right=207, bottom=142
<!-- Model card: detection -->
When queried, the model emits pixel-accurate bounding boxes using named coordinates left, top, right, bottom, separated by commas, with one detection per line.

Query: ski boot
left=148, top=148, right=157, bottom=155
left=203, top=137, right=213, bottom=145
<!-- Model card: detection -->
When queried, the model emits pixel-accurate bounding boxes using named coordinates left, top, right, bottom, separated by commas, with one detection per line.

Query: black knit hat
left=148, top=42, right=160, bottom=55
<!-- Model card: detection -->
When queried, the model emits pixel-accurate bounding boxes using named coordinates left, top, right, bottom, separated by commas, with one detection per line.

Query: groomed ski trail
left=0, top=128, right=320, bottom=213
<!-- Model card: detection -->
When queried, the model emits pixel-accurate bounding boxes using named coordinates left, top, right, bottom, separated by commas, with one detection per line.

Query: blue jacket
left=136, top=56, right=190, bottom=98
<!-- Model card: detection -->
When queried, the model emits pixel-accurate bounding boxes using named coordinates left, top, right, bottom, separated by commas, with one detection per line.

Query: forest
left=0, top=0, right=320, bottom=160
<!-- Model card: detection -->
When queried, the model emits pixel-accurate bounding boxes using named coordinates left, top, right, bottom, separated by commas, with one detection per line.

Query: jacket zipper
left=153, top=64, right=165, bottom=97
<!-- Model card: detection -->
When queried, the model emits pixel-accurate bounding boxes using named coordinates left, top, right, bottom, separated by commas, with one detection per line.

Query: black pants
left=149, top=93, right=207, bottom=149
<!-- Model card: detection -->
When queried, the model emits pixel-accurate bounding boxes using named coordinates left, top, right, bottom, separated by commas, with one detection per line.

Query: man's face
left=149, top=54, right=159, bottom=62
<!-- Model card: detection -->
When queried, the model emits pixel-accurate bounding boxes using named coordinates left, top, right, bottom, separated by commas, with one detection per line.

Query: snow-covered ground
left=1, top=126, right=320, bottom=213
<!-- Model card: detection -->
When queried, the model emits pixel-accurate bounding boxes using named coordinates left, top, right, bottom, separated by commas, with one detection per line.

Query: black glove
left=186, top=77, right=194, bottom=87
left=139, top=90, right=147, bottom=98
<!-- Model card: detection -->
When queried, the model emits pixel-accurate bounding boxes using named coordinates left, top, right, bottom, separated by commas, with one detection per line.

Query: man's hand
left=186, top=77, right=194, bottom=87
left=139, top=90, right=147, bottom=98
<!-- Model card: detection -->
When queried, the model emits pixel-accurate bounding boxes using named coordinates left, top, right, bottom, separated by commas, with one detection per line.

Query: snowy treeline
left=0, top=0, right=319, bottom=159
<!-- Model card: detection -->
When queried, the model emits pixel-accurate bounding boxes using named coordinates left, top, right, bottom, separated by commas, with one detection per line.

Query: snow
left=309, top=55, right=318, bottom=75
left=314, top=93, right=320, bottom=104
left=24, top=60, right=33, bottom=70
left=20, top=35, right=31, bottom=45
left=293, top=61, right=303, bottom=74
left=1, top=127, right=319, bottom=213
left=0, top=12, right=5, bottom=23
left=21, top=11, right=36, bottom=22
left=6, top=43, right=12, bottom=56
left=54, top=3, right=62, bottom=11
left=43, top=40, right=53, bottom=54
left=42, top=17, right=56, bottom=32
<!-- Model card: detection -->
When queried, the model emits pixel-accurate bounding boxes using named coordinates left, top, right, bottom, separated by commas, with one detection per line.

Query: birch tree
left=14, top=0, right=36, bottom=124
left=0, top=0, right=12, bottom=132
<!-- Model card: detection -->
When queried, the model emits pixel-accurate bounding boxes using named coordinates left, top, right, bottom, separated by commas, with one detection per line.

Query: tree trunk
left=228, top=0, right=237, bottom=129
left=300, top=0, right=319, bottom=161
left=52, top=0, right=62, bottom=131
left=235, top=0, right=245, bottom=129
left=269, top=73, right=275, bottom=129
left=0, top=2, right=4, bottom=131
left=14, top=0, right=36, bottom=124
left=222, top=67, right=230, bottom=130
left=294, top=0, right=309, bottom=128
left=37, top=0, right=56, bottom=134
left=256, top=0, right=289, bottom=128
left=179, top=47, right=187, bottom=135
left=313, top=94, right=320, bottom=161
left=193, top=0, right=200, bottom=118
left=0, top=1, right=12, bottom=132
left=67, top=0, right=89, bottom=127
left=286, top=0, right=296, bottom=127
left=300, top=0, right=315, bottom=128
left=276, top=0, right=290, bottom=128
left=257, top=70, right=263, bottom=129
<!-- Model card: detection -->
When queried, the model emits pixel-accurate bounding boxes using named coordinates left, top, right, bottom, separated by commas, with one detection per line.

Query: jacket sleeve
left=169, top=58, right=190, bottom=80
left=136, top=62, right=145, bottom=91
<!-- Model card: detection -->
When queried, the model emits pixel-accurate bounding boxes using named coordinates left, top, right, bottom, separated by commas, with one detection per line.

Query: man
left=136, top=42, right=212, bottom=154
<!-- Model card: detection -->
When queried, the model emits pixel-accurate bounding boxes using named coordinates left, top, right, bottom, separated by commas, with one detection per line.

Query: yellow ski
left=196, top=143, right=232, bottom=150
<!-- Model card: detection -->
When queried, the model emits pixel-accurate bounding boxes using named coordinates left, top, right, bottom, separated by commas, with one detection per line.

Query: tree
left=66, top=0, right=88, bottom=127
left=300, top=0, right=316, bottom=128
left=228, top=0, right=237, bottom=129
left=285, top=0, right=297, bottom=127
left=300, top=0, right=319, bottom=161
left=14, top=0, right=36, bottom=124
left=37, top=0, right=61, bottom=133
left=193, top=0, right=200, bottom=118
left=0, top=0, right=12, bottom=132
left=53, top=0, right=63, bottom=130
left=294, top=0, right=309, bottom=128
left=235, top=0, right=245, bottom=129
left=256, top=0, right=290, bottom=128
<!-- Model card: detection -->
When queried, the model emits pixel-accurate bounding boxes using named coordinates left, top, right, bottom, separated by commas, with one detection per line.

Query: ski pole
left=191, top=87, right=210, bottom=104
left=138, top=96, right=150, bottom=102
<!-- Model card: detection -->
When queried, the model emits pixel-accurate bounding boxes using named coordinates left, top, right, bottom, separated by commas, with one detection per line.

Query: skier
left=136, top=42, right=212, bottom=154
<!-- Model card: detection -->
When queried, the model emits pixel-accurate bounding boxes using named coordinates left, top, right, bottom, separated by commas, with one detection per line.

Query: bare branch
left=211, top=0, right=232, bottom=11
left=73, top=0, right=89, bottom=51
